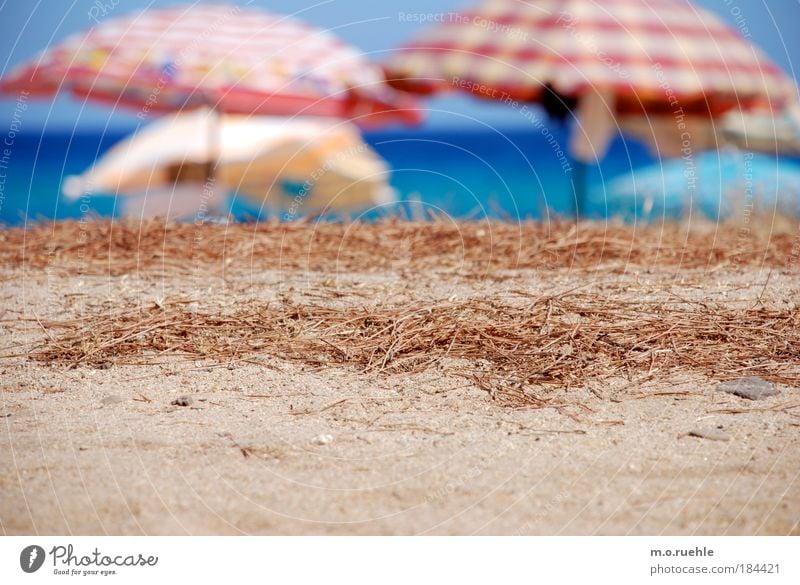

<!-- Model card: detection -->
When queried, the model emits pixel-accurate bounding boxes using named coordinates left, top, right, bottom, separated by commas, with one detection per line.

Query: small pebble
left=100, top=395, right=125, bottom=406
left=718, top=377, right=779, bottom=401
left=171, top=396, right=193, bottom=407
left=312, top=434, right=333, bottom=445
left=688, top=427, right=731, bottom=442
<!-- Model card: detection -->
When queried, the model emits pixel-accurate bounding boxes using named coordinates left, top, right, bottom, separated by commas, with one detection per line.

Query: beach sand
left=1, top=220, right=798, bottom=535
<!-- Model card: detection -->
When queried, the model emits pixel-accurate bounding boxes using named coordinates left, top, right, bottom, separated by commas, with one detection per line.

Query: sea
left=1, top=125, right=796, bottom=226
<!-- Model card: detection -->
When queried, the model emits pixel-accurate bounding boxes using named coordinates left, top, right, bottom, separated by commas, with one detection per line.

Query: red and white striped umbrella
left=385, top=0, right=795, bottom=136
left=0, top=4, right=420, bottom=126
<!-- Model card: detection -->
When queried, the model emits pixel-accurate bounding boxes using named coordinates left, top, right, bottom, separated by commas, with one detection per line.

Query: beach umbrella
left=0, top=4, right=420, bottom=125
left=592, top=149, right=800, bottom=219
left=384, top=0, right=796, bottom=213
left=0, top=3, right=420, bottom=206
left=62, top=110, right=394, bottom=220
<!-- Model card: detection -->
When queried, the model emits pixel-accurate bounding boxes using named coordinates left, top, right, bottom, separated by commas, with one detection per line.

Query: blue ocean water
left=18, top=123, right=800, bottom=226
left=367, top=127, right=657, bottom=221
left=0, top=126, right=662, bottom=227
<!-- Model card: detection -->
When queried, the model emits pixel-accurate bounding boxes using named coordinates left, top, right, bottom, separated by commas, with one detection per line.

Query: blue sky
left=1, top=0, right=798, bottom=131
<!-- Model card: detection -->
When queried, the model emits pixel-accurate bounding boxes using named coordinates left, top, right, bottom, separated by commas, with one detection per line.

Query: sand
left=1, top=220, right=799, bottom=535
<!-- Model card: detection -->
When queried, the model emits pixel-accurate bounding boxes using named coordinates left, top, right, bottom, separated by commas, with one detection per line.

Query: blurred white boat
left=722, top=103, right=800, bottom=155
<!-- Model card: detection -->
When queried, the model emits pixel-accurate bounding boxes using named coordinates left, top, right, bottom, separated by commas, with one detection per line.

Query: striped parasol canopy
left=385, top=0, right=796, bottom=157
left=0, top=4, right=420, bottom=126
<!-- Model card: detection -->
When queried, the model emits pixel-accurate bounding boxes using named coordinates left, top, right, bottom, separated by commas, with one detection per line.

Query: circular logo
left=20, top=545, right=46, bottom=573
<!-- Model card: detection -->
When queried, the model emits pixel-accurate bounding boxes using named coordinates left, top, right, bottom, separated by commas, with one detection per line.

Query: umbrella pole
left=205, top=105, right=222, bottom=217
left=571, top=159, right=587, bottom=220
left=206, top=105, right=220, bottom=183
